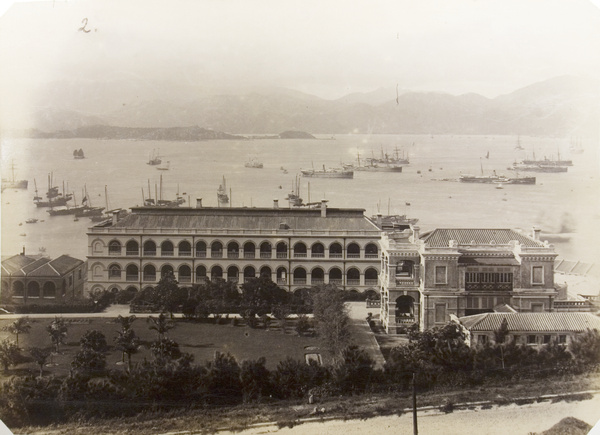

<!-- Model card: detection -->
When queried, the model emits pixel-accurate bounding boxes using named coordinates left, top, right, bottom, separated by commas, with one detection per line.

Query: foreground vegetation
left=1, top=278, right=599, bottom=433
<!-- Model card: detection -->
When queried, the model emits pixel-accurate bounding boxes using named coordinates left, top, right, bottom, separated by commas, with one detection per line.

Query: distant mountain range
left=8, top=75, right=600, bottom=139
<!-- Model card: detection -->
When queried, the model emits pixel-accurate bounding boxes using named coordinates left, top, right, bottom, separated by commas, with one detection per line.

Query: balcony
left=329, top=279, right=343, bottom=286
left=126, top=274, right=138, bottom=281
left=109, top=272, right=122, bottom=280
left=227, top=252, right=240, bottom=259
left=347, top=253, right=360, bottom=259
left=227, top=277, right=239, bottom=283
left=260, top=252, right=272, bottom=259
left=277, top=279, right=287, bottom=285
left=465, top=282, right=513, bottom=292
left=143, top=275, right=156, bottom=282
left=244, top=252, right=255, bottom=259
left=211, top=251, right=223, bottom=259
left=293, top=278, right=307, bottom=285
left=179, top=276, right=192, bottom=283
left=396, top=316, right=416, bottom=325
left=162, top=251, right=174, bottom=257
left=329, top=253, right=343, bottom=259
left=196, top=276, right=208, bottom=284
left=311, top=253, right=325, bottom=258
left=195, top=251, right=207, bottom=258
left=365, top=253, right=379, bottom=259
left=294, top=253, right=307, bottom=258
left=365, top=279, right=379, bottom=286
left=347, top=279, right=360, bottom=286
left=179, top=251, right=192, bottom=257
left=109, top=249, right=121, bottom=256
left=126, top=250, right=139, bottom=256
left=311, top=279, right=325, bottom=285
left=276, top=252, right=287, bottom=258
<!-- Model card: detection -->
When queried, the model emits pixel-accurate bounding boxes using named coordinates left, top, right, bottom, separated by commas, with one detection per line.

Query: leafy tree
left=0, top=339, right=21, bottom=371
left=569, top=328, right=600, bottom=367
left=155, top=271, right=181, bottom=317
left=241, top=277, right=289, bottom=307
left=335, top=345, right=375, bottom=394
left=79, top=330, right=108, bottom=353
left=206, top=352, right=242, bottom=405
left=29, top=347, right=52, bottom=378
left=295, top=314, right=312, bottom=336
left=311, top=284, right=351, bottom=363
left=114, top=329, right=139, bottom=371
left=272, top=304, right=291, bottom=333
left=6, top=317, right=31, bottom=347
left=240, top=357, right=272, bottom=403
left=272, top=357, right=329, bottom=399
left=147, top=312, right=175, bottom=339
left=71, top=347, right=107, bottom=376
left=115, top=314, right=137, bottom=332
left=46, top=317, right=68, bottom=353
left=150, top=337, right=182, bottom=362
left=493, top=318, right=510, bottom=344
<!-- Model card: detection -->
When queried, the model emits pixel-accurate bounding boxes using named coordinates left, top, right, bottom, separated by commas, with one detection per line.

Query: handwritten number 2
left=79, top=18, right=91, bottom=33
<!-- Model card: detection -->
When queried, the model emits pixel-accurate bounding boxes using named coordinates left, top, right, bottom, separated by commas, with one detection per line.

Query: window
left=531, top=303, right=544, bottom=313
left=559, top=335, right=567, bottom=344
left=527, top=335, right=537, bottom=345
left=477, top=335, right=488, bottom=345
left=435, top=304, right=446, bottom=323
left=435, top=266, right=447, bottom=284
left=543, top=335, right=551, bottom=344
left=68, top=276, right=72, bottom=286
left=532, top=266, right=544, bottom=285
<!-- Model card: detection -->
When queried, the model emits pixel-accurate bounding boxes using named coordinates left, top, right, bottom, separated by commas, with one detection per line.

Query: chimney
left=321, top=199, right=327, bottom=217
left=532, top=227, right=541, bottom=241
left=112, top=211, right=119, bottom=226
left=273, top=199, right=279, bottom=209
left=196, top=198, right=203, bottom=208
left=21, top=246, right=25, bottom=256
left=376, top=213, right=382, bottom=228
left=412, top=225, right=420, bottom=241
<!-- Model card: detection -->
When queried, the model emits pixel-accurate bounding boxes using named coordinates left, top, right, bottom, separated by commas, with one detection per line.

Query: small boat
left=73, top=148, right=85, bottom=159
left=25, top=218, right=38, bottom=224
left=245, top=157, right=263, bottom=168
left=157, top=161, right=170, bottom=171
left=147, top=149, right=162, bottom=166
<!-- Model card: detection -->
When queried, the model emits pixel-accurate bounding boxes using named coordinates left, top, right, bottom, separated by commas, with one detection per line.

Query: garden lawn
left=0, top=317, right=328, bottom=378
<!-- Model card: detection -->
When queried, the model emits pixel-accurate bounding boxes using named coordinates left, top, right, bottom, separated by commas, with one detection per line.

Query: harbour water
left=1, top=134, right=598, bottom=261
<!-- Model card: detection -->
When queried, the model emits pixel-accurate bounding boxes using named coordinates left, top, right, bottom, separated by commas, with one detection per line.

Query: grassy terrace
left=0, top=316, right=330, bottom=376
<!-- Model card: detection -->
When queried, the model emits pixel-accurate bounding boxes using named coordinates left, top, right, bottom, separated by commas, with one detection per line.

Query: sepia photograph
left=0, top=0, right=599, bottom=433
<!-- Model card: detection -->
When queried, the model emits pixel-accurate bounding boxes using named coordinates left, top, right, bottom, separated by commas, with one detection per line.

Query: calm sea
left=1, top=134, right=599, bottom=262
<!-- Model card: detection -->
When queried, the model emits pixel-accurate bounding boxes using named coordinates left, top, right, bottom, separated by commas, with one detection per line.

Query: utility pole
left=412, top=372, right=418, bottom=435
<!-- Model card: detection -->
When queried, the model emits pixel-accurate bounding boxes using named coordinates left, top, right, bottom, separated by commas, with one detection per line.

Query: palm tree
left=7, top=317, right=31, bottom=347
left=147, top=312, right=174, bottom=340
left=115, top=314, right=137, bottom=332
left=46, top=317, right=68, bottom=353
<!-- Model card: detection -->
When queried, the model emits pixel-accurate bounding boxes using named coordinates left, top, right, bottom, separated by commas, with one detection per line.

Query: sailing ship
left=75, top=186, right=105, bottom=217
left=147, top=149, right=162, bottom=166
left=1, top=160, right=28, bottom=190
left=33, top=175, right=73, bottom=207
left=301, top=164, right=353, bottom=179
left=570, top=137, right=584, bottom=154
left=514, top=136, right=524, bottom=151
left=217, top=176, right=229, bottom=204
left=244, top=157, right=264, bottom=168
left=143, top=175, right=185, bottom=207
left=47, top=192, right=86, bottom=216
left=73, top=148, right=85, bottom=159
left=286, top=175, right=303, bottom=206
left=344, top=151, right=403, bottom=172
left=508, top=163, right=568, bottom=173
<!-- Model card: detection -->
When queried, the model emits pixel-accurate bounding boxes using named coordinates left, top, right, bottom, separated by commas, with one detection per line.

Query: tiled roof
left=1, top=254, right=83, bottom=278
left=422, top=229, right=543, bottom=248
left=49, top=255, right=84, bottom=275
left=1, top=255, right=46, bottom=275
left=458, top=312, right=600, bottom=333
left=106, top=207, right=380, bottom=232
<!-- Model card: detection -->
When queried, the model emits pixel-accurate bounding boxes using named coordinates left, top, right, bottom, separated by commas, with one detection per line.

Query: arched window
left=196, top=240, right=207, bottom=257
left=329, top=267, right=342, bottom=284
left=260, top=242, right=272, bottom=258
left=108, top=240, right=122, bottom=255
left=211, top=241, right=223, bottom=258
left=126, top=264, right=139, bottom=281
left=260, top=266, right=272, bottom=279
left=365, top=243, right=379, bottom=258
left=43, top=281, right=56, bottom=298
left=143, top=264, right=156, bottom=282
left=227, top=241, right=240, bottom=258
left=196, top=265, right=207, bottom=283
left=329, top=242, right=343, bottom=258
left=109, top=264, right=122, bottom=279
left=28, top=281, right=40, bottom=298
left=347, top=243, right=360, bottom=258
left=396, top=260, right=414, bottom=278
left=143, top=240, right=157, bottom=256
left=243, top=241, right=256, bottom=258
left=347, top=267, right=360, bottom=285
left=311, top=267, right=325, bottom=284
left=365, top=268, right=379, bottom=286
left=244, top=266, right=256, bottom=282
left=161, top=241, right=174, bottom=256
left=178, top=241, right=192, bottom=256
left=276, top=241, right=288, bottom=258
left=211, top=265, right=223, bottom=281
left=227, top=265, right=239, bottom=282
left=293, top=267, right=307, bottom=285
left=178, top=265, right=192, bottom=283
left=276, top=267, right=287, bottom=285
left=311, top=242, right=325, bottom=258
left=294, top=242, right=307, bottom=258
left=126, top=240, right=139, bottom=256
left=396, top=295, right=415, bottom=318
left=161, top=264, right=174, bottom=278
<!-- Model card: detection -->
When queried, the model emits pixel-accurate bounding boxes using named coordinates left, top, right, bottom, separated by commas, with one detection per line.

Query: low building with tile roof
left=452, top=312, right=600, bottom=347
left=86, top=201, right=382, bottom=297
left=379, top=225, right=559, bottom=332
left=1, top=251, right=87, bottom=305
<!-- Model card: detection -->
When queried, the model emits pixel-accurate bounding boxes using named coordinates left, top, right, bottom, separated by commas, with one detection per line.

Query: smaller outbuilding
left=1, top=251, right=87, bottom=305
left=452, top=312, right=600, bottom=348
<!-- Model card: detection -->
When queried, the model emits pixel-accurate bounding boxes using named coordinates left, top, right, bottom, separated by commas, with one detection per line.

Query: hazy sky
left=1, top=0, right=600, bottom=101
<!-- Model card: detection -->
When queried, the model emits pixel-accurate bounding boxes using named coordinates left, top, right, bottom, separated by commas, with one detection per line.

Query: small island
left=278, top=130, right=316, bottom=139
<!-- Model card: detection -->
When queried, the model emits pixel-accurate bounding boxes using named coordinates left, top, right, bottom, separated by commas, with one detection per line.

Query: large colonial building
left=86, top=201, right=382, bottom=296
left=1, top=252, right=87, bottom=305
left=379, top=225, right=558, bottom=333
